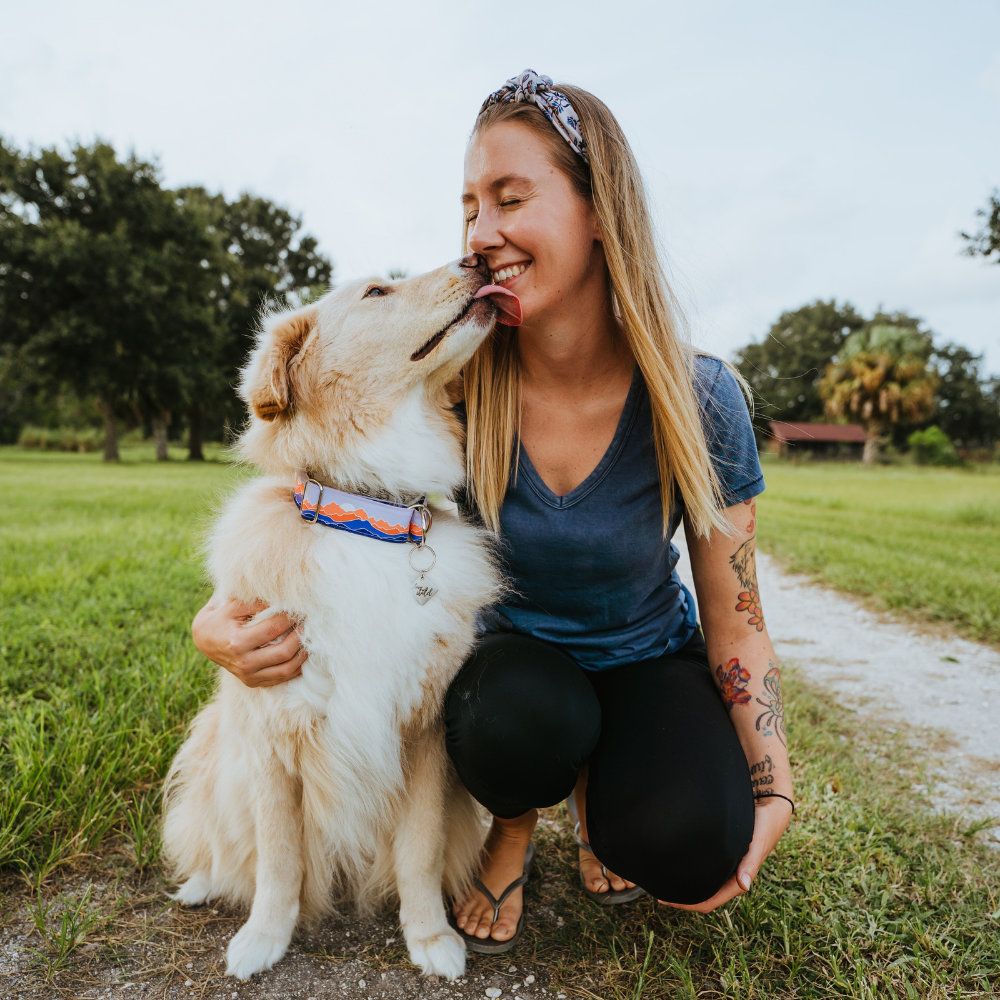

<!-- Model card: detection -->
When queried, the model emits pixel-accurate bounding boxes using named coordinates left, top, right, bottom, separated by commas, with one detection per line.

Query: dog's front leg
left=394, top=730, right=466, bottom=981
left=226, top=756, right=303, bottom=981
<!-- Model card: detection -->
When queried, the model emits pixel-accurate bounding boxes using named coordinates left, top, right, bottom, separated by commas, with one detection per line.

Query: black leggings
left=445, top=630, right=755, bottom=904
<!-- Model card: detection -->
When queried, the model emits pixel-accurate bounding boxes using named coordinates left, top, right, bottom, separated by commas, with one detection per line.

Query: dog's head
left=237, top=255, right=518, bottom=495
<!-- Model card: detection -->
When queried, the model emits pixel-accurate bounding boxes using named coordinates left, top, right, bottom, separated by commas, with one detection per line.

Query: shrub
left=907, top=425, right=962, bottom=466
left=18, top=426, right=103, bottom=453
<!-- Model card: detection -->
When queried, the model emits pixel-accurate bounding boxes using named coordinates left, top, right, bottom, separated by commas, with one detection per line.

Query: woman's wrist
left=753, top=790, right=795, bottom=814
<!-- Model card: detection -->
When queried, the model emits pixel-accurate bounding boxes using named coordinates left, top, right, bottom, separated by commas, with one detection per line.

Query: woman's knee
left=445, top=633, right=601, bottom=811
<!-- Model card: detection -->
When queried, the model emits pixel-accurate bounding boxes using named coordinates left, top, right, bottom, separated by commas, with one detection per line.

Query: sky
left=3, top=0, right=999, bottom=371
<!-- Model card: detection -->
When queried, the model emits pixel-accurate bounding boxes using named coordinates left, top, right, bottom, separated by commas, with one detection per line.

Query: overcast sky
left=3, top=1, right=999, bottom=371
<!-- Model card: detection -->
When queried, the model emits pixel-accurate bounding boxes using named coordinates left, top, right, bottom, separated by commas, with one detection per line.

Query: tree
left=927, top=342, right=1000, bottom=448
left=735, top=300, right=865, bottom=433
left=961, top=190, right=1000, bottom=263
left=0, top=139, right=217, bottom=460
left=820, top=325, right=938, bottom=463
left=174, top=188, right=334, bottom=458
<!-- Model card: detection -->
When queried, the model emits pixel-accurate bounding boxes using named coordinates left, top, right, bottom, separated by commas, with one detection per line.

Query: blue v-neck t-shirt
left=482, top=355, right=764, bottom=671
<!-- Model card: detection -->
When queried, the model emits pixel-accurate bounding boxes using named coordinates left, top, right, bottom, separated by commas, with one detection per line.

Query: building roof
left=769, top=421, right=867, bottom=444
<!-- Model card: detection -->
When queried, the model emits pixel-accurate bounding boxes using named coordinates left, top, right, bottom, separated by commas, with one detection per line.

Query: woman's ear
left=243, top=307, right=318, bottom=421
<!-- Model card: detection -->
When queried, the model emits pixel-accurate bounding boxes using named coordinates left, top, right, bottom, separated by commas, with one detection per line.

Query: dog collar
left=293, top=472, right=430, bottom=545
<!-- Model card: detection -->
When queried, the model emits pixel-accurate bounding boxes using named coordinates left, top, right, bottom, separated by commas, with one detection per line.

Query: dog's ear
left=247, top=307, right=318, bottom=421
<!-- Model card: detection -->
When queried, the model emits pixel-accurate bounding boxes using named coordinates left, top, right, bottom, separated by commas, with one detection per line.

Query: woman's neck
left=516, top=260, right=632, bottom=399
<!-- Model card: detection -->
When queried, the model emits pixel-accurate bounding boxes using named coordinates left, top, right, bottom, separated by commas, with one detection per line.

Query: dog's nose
left=458, top=253, right=482, bottom=270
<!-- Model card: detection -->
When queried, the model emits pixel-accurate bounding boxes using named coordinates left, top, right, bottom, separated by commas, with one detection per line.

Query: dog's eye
left=364, top=286, right=386, bottom=298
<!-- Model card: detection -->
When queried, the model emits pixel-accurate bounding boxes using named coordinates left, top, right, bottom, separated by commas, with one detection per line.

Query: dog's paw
left=170, top=873, right=213, bottom=906
left=406, top=926, right=466, bottom=981
left=225, top=924, right=291, bottom=980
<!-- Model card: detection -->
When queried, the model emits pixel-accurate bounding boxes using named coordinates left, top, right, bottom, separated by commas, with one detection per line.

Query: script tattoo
left=731, top=537, right=765, bottom=631
left=755, top=662, right=786, bottom=746
left=749, top=754, right=775, bottom=793
left=716, top=658, right=751, bottom=711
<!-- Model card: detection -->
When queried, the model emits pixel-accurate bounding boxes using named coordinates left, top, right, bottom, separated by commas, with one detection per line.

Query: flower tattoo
left=716, top=658, right=752, bottom=711
left=755, top=663, right=786, bottom=746
left=731, top=537, right=765, bottom=631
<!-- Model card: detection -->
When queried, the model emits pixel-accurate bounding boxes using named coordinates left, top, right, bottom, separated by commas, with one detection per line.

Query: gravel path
left=673, top=534, right=1000, bottom=842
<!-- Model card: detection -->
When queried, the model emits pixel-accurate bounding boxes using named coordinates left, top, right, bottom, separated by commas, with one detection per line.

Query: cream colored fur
left=162, top=260, right=502, bottom=981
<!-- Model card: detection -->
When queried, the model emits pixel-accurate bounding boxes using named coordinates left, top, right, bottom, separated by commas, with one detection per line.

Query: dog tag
left=413, top=574, right=438, bottom=605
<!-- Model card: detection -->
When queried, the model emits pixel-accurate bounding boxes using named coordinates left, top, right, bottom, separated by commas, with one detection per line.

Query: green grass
left=757, top=459, right=1000, bottom=645
left=0, top=446, right=233, bottom=871
left=1, top=449, right=999, bottom=996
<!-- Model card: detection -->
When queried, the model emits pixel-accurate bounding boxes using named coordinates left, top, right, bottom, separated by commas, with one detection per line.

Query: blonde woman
left=192, top=70, right=793, bottom=955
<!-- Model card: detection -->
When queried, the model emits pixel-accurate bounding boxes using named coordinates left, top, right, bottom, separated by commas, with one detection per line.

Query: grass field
left=757, top=458, right=1000, bottom=646
left=1, top=448, right=999, bottom=997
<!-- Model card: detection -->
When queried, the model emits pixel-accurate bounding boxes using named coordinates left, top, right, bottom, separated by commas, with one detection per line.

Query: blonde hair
left=463, top=85, right=729, bottom=538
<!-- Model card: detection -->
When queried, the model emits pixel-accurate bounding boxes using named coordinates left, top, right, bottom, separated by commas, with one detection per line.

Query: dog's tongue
left=473, top=284, right=522, bottom=326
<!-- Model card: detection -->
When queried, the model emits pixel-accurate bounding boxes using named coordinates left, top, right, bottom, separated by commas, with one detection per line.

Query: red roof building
left=768, top=421, right=867, bottom=459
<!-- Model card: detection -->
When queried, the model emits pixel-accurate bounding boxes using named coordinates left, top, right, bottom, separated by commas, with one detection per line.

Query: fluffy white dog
left=162, top=257, right=518, bottom=981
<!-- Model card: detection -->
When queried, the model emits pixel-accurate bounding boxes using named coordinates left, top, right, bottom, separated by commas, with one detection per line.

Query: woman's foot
left=452, top=810, right=536, bottom=942
left=578, top=845, right=636, bottom=894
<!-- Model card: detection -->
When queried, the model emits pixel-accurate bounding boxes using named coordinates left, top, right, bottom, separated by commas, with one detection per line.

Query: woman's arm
left=191, top=594, right=308, bottom=688
left=672, top=494, right=792, bottom=912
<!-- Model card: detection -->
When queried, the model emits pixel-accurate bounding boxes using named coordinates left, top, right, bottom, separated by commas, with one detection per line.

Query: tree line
left=0, top=139, right=333, bottom=459
left=736, top=192, right=1000, bottom=462
left=2, top=139, right=997, bottom=466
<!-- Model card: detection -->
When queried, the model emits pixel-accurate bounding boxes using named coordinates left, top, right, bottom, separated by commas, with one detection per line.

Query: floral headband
left=479, top=69, right=589, bottom=164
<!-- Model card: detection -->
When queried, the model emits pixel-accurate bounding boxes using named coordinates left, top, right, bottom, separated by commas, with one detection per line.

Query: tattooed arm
left=670, top=495, right=793, bottom=913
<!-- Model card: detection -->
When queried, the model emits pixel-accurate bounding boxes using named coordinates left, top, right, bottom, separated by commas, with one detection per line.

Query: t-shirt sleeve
left=695, top=356, right=765, bottom=506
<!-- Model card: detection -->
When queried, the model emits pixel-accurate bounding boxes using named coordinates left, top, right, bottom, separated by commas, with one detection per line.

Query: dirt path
left=673, top=535, right=1000, bottom=842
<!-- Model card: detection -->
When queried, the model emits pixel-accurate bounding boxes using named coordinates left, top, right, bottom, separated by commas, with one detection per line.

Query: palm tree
left=820, top=325, right=937, bottom=464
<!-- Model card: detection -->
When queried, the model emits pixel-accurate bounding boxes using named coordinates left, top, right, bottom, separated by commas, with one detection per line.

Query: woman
left=192, top=71, right=793, bottom=955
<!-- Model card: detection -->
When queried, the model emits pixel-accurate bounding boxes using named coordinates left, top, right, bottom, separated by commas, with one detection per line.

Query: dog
left=162, top=255, right=518, bottom=981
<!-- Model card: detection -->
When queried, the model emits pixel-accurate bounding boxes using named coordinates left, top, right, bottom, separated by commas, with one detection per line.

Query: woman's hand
left=659, top=795, right=792, bottom=913
left=191, top=595, right=307, bottom=688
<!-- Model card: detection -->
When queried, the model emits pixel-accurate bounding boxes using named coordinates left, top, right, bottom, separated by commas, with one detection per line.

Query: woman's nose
left=467, top=215, right=503, bottom=256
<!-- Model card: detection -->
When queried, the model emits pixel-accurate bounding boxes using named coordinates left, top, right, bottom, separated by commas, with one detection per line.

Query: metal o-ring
left=408, top=543, right=437, bottom=575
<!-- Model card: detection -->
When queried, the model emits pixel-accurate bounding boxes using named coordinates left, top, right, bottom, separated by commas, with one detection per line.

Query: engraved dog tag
left=413, top=574, right=438, bottom=605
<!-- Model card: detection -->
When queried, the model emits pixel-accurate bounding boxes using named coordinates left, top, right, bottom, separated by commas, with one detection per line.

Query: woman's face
left=462, top=123, right=603, bottom=327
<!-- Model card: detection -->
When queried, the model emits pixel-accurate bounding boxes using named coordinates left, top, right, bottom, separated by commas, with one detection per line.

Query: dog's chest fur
left=207, top=475, right=496, bottom=781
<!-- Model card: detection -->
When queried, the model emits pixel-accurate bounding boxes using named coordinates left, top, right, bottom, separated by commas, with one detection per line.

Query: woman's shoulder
left=690, top=353, right=749, bottom=417
left=687, top=353, right=763, bottom=502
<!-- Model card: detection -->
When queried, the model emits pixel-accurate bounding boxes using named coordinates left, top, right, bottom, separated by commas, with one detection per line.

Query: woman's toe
left=457, top=904, right=480, bottom=934
left=492, top=920, right=512, bottom=941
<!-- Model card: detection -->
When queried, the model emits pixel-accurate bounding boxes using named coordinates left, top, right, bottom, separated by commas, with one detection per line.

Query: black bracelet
left=754, top=791, right=795, bottom=814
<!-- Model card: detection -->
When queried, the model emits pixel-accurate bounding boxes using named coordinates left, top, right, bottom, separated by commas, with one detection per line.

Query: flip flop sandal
left=449, top=840, right=536, bottom=955
left=566, top=800, right=647, bottom=906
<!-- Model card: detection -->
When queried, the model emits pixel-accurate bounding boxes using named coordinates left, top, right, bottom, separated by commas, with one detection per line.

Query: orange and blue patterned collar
left=293, top=473, right=431, bottom=545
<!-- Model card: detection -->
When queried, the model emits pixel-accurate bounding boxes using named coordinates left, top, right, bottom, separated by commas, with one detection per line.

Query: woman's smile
left=490, top=260, right=531, bottom=286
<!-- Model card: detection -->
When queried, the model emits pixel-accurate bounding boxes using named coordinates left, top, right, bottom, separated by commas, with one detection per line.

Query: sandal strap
left=574, top=822, right=609, bottom=880
left=472, top=873, right=530, bottom=922
left=574, top=821, right=594, bottom=855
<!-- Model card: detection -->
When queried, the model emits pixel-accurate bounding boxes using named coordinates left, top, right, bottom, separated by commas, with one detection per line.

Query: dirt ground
left=0, top=815, right=594, bottom=1000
